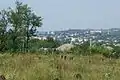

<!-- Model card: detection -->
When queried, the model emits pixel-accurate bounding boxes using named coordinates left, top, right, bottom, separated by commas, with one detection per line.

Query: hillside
left=0, top=53, right=120, bottom=80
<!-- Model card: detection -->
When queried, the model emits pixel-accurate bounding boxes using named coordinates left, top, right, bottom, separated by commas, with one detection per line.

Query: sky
left=0, top=0, right=120, bottom=31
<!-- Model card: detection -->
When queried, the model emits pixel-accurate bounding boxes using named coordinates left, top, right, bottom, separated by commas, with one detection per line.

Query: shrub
left=69, top=43, right=90, bottom=55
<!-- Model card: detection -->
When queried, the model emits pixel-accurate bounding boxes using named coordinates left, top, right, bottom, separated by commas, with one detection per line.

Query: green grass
left=0, top=53, right=120, bottom=80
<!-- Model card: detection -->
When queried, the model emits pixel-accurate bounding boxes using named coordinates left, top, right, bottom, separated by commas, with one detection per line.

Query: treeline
left=0, top=1, right=43, bottom=53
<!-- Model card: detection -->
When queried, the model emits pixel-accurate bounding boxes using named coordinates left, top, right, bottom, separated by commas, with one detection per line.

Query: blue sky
left=0, top=0, right=120, bottom=31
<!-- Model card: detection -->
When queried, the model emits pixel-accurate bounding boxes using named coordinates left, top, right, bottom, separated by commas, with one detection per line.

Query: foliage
left=70, top=42, right=90, bottom=55
left=91, top=45, right=112, bottom=55
left=0, top=1, right=42, bottom=53
left=29, top=38, right=60, bottom=53
left=109, top=46, right=120, bottom=59
left=0, top=10, right=8, bottom=52
left=70, top=42, right=120, bottom=59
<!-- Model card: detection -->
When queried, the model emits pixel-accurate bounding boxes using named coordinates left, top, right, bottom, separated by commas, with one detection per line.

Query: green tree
left=0, top=10, right=8, bottom=52
left=7, top=1, right=43, bottom=52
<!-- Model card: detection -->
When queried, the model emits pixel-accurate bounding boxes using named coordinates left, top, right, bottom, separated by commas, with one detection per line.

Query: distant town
left=34, top=28, right=120, bottom=46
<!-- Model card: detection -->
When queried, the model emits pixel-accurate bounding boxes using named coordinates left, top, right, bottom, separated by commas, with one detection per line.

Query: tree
left=0, top=10, right=8, bottom=52
left=7, top=1, right=43, bottom=52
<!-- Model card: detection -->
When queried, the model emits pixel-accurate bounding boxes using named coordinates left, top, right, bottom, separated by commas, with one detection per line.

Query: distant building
left=32, top=36, right=47, bottom=40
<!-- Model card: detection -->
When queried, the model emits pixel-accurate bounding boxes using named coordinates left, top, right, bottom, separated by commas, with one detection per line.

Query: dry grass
left=0, top=53, right=120, bottom=80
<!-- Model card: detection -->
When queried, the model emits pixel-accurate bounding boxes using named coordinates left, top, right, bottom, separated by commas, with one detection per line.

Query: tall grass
left=0, top=53, right=120, bottom=80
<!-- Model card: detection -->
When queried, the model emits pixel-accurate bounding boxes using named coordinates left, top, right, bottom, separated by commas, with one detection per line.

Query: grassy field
left=0, top=53, right=120, bottom=80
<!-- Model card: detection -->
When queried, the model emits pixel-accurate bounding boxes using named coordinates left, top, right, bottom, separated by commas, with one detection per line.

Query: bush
left=110, top=46, right=120, bottom=59
left=70, top=43, right=116, bottom=58
left=101, top=46, right=120, bottom=59
left=28, top=39, right=60, bottom=53
left=69, top=43, right=90, bottom=55
left=91, top=46, right=112, bottom=55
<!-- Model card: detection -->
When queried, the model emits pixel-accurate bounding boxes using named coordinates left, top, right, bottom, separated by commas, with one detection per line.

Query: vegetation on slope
left=0, top=1, right=120, bottom=80
left=0, top=53, right=120, bottom=80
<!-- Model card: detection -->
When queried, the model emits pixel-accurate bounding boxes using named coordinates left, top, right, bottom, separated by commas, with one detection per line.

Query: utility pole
left=90, top=38, right=92, bottom=54
left=89, top=29, right=92, bottom=54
